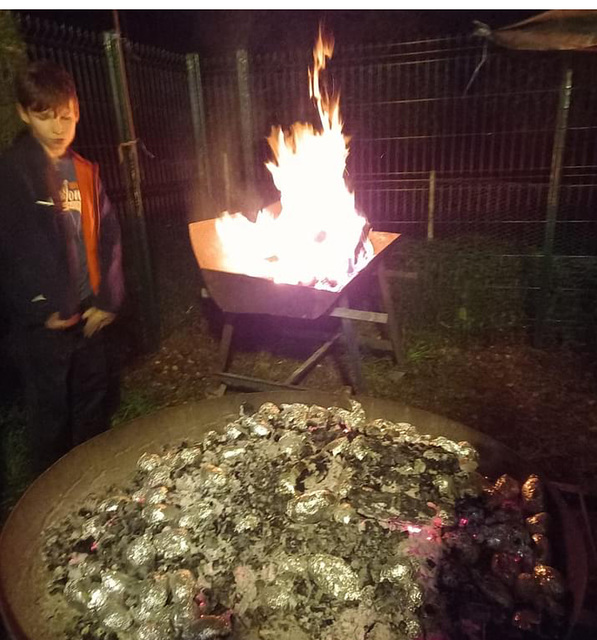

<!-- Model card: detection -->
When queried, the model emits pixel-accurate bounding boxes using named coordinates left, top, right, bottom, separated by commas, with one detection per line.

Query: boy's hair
left=16, top=60, right=79, bottom=114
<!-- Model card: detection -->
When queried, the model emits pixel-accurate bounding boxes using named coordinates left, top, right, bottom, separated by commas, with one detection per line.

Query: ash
left=42, top=401, right=565, bottom=640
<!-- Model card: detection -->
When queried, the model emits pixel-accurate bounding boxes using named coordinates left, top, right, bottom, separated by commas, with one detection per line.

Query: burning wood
left=42, top=402, right=566, bottom=640
left=215, top=28, right=373, bottom=292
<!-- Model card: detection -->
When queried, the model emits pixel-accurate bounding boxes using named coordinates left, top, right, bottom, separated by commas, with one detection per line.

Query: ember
left=42, top=402, right=566, bottom=640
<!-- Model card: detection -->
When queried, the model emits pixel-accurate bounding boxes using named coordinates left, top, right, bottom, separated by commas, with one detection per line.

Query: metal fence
left=15, top=15, right=597, bottom=347
left=18, top=16, right=200, bottom=234
left=17, top=15, right=203, bottom=350
left=198, top=35, right=597, bottom=345
left=204, top=36, right=597, bottom=251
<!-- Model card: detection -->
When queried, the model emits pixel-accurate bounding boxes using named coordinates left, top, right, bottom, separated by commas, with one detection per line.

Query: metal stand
left=210, top=262, right=403, bottom=396
left=548, top=481, right=597, bottom=637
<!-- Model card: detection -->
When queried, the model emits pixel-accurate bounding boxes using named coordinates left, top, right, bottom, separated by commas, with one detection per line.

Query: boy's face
left=17, top=99, right=79, bottom=159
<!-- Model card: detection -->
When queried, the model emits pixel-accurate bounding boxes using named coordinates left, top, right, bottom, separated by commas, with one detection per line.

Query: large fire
left=215, top=28, right=373, bottom=291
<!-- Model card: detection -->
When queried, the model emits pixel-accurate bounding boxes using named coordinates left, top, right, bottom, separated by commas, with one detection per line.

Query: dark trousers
left=13, top=321, right=112, bottom=475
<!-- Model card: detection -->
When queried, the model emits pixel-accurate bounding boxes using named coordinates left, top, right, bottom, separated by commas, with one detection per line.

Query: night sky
left=24, top=10, right=541, bottom=55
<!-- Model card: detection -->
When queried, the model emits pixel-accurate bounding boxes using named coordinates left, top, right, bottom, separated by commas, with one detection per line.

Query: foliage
left=388, top=237, right=530, bottom=341
left=112, top=387, right=162, bottom=426
left=0, top=10, right=26, bottom=153
left=387, top=237, right=597, bottom=348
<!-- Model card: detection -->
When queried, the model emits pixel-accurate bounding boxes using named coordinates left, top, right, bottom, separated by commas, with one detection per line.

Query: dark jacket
left=0, top=133, right=124, bottom=326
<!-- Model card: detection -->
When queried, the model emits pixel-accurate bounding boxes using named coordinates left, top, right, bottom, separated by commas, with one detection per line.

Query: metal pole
left=186, top=53, right=212, bottom=215
left=222, top=152, right=232, bottom=211
left=534, top=65, right=573, bottom=347
left=427, top=169, right=436, bottom=241
left=236, top=49, right=255, bottom=190
left=103, top=29, right=161, bottom=353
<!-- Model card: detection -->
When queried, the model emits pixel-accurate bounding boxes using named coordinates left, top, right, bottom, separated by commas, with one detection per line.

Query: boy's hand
left=82, top=307, right=116, bottom=338
left=45, top=311, right=80, bottom=330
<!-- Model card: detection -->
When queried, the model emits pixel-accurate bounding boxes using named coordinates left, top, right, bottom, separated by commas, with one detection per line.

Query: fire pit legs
left=377, top=261, right=404, bottom=363
left=215, top=317, right=236, bottom=395
left=209, top=261, right=404, bottom=395
left=339, top=293, right=366, bottom=393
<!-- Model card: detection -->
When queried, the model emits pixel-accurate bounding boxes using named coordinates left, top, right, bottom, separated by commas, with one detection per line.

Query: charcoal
left=474, top=572, right=514, bottom=609
left=490, top=552, right=521, bottom=587
left=169, top=569, right=196, bottom=604
left=101, top=570, right=135, bottom=597
left=181, top=613, right=232, bottom=640
left=139, top=574, right=169, bottom=610
left=142, top=504, right=180, bottom=526
left=125, top=535, right=156, bottom=571
left=144, top=486, right=169, bottom=506
left=512, top=608, right=541, bottom=631
left=532, top=533, right=552, bottom=564
left=134, top=620, right=172, bottom=640
left=99, top=601, right=134, bottom=631
left=308, top=554, right=361, bottom=601
left=515, top=572, right=540, bottom=604
left=137, top=453, right=163, bottom=473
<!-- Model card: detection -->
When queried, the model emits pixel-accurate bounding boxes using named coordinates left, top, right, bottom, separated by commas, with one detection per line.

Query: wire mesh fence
left=17, top=15, right=199, bottom=245
left=201, top=35, right=597, bottom=345
left=13, top=14, right=597, bottom=347
left=16, top=14, right=202, bottom=346
left=19, top=17, right=126, bottom=212
left=223, top=35, right=596, bottom=253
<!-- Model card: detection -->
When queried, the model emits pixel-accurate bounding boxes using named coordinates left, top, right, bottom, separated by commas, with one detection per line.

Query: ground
left=115, top=308, right=597, bottom=487
left=1, top=242, right=596, bottom=636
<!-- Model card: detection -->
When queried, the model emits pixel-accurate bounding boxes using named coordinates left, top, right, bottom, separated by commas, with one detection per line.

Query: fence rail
left=14, top=14, right=597, bottom=347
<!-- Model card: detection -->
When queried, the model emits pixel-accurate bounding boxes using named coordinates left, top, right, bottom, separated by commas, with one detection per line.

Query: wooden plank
left=330, top=307, right=388, bottom=323
left=385, top=269, right=419, bottom=281
left=284, top=333, right=341, bottom=385
left=214, top=372, right=308, bottom=392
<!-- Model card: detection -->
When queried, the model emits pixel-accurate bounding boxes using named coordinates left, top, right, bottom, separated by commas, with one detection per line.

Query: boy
left=0, top=60, right=124, bottom=475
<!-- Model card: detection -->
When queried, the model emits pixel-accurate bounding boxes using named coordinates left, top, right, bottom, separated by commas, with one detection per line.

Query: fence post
left=186, top=53, right=212, bottom=215
left=427, top=169, right=436, bottom=241
left=103, top=30, right=161, bottom=353
left=534, top=65, right=573, bottom=348
left=236, top=48, right=256, bottom=190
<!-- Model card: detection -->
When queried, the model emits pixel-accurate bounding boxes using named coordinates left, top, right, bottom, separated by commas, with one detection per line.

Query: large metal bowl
left=0, top=392, right=587, bottom=639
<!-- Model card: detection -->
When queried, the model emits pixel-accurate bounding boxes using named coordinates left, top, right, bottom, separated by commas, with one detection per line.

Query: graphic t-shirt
left=56, top=155, right=92, bottom=301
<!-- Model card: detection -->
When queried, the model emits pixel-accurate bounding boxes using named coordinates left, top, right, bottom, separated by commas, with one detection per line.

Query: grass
left=0, top=405, right=31, bottom=521
left=112, top=388, right=163, bottom=427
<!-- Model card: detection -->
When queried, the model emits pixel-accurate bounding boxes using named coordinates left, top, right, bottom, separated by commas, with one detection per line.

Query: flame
left=215, top=26, right=373, bottom=290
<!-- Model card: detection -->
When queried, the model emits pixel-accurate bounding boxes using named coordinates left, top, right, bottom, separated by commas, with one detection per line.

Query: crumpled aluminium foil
left=286, top=489, right=337, bottom=523
left=43, top=400, right=564, bottom=640
left=153, top=528, right=192, bottom=560
left=126, top=535, right=156, bottom=570
left=99, top=601, right=134, bottom=631
left=308, top=554, right=361, bottom=601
